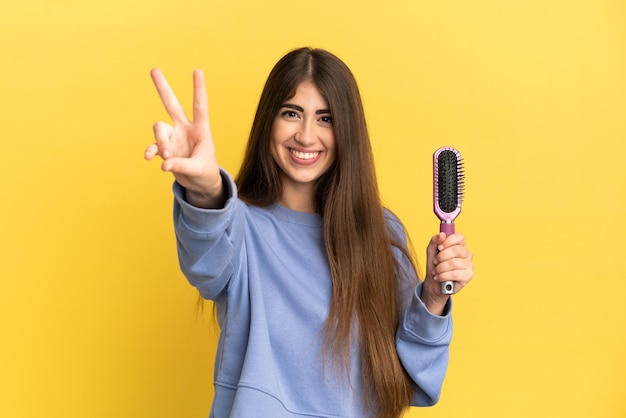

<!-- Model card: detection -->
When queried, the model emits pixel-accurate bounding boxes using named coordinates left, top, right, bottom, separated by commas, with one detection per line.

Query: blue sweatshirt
left=172, top=170, right=452, bottom=418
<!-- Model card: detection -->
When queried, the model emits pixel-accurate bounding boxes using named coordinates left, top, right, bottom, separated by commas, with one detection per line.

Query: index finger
left=435, top=232, right=465, bottom=252
left=192, top=69, right=209, bottom=125
left=150, top=68, right=189, bottom=123
left=443, top=233, right=466, bottom=247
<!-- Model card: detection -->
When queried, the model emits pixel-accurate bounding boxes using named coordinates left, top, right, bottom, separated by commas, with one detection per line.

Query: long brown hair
left=236, top=47, right=417, bottom=418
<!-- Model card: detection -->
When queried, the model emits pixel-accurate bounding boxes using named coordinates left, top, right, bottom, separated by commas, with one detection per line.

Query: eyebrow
left=281, top=103, right=331, bottom=115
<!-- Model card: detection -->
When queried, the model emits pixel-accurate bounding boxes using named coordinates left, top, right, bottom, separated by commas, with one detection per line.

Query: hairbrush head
left=434, top=147, right=464, bottom=223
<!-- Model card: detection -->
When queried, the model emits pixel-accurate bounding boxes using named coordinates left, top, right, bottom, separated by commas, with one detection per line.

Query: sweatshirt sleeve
left=396, top=281, right=452, bottom=406
left=172, top=169, right=244, bottom=300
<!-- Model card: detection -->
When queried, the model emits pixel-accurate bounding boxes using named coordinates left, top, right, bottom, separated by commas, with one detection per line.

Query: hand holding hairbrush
left=433, top=147, right=465, bottom=295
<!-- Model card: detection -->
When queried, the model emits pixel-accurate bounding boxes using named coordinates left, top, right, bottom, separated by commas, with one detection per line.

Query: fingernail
left=438, top=244, right=444, bottom=251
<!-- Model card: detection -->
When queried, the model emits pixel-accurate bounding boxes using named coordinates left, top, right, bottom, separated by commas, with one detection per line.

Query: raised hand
left=146, top=69, right=224, bottom=208
left=421, top=233, right=473, bottom=315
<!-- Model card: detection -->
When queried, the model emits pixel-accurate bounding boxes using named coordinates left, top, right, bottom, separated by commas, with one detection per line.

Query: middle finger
left=436, top=245, right=471, bottom=263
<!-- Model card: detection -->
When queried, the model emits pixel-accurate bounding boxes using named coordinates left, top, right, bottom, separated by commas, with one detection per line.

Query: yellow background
left=1, top=0, right=625, bottom=417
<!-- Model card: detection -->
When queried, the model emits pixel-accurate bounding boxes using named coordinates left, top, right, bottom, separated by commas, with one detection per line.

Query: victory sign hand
left=146, top=69, right=224, bottom=208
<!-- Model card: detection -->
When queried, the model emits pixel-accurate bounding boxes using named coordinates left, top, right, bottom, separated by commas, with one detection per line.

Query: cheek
left=270, top=122, right=289, bottom=146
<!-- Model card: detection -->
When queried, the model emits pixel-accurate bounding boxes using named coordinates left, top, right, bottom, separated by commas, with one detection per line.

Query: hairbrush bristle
left=437, top=150, right=464, bottom=213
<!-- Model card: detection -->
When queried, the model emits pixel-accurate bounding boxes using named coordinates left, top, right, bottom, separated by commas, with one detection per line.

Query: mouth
left=289, top=148, right=321, bottom=160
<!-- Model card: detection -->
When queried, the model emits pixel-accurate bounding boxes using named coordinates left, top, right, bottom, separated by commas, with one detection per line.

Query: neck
left=279, top=183, right=316, bottom=213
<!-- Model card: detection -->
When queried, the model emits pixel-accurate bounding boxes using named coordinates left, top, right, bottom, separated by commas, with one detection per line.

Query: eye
left=319, top=115, right=333, bottom=125
left=281, top=110, right=299, bottom=119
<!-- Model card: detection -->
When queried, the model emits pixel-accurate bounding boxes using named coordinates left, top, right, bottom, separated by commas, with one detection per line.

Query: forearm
left=172, top=171, right=240, bottom=299
left=396, top=282, right=452, bottom=406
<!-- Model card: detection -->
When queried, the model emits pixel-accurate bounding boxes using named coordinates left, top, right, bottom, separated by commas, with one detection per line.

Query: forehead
left=284, top=80, right=328, bottom=106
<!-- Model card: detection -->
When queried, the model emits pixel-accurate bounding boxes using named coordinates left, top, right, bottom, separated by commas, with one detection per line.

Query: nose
left=295, top=119, right=316, bottom=146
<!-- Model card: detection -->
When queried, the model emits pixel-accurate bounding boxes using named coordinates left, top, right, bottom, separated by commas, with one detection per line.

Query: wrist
left=184, top=174, right=226, bottom=209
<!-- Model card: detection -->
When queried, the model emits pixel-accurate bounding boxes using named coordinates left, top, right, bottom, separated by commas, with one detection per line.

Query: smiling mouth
left=290, top=149, right=320, bottom=160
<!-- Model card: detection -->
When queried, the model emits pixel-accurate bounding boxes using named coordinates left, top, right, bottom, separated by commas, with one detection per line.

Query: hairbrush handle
left=439, top=222, right=455, bottom=295
left=439, top=222, right=454, bottom=295
left=440, top=222, right=455, bottom=236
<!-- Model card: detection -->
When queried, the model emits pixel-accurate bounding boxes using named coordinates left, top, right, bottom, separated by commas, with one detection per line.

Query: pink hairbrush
left=433, top=146, right=465, bottom=295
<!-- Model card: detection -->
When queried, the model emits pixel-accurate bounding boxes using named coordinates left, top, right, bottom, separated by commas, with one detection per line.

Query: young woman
left=146, top=47, right=473, bottom=418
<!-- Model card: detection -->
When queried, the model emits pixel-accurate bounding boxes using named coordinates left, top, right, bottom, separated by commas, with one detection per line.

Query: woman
left=146, top=47, right=473, bottom=418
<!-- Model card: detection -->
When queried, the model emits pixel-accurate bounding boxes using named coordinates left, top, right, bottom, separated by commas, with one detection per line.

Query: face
left=270, top=80, right=336, bottom=207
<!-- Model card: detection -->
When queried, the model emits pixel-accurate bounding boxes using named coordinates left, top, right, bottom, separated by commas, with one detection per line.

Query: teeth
left=290, top=149, right=320, bottom=160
